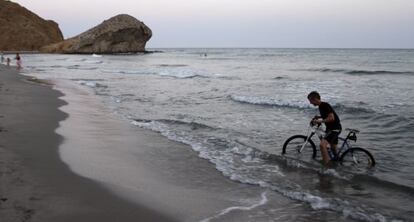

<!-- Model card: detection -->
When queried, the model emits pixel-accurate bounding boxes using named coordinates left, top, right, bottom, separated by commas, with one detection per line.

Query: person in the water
left=307, top=91, right=342, bottom=165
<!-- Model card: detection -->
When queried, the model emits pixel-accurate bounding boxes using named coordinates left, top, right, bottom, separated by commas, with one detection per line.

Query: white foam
left=77, top=80, right=97, bottom=88
left=130, top=119, right=392, bottom=222
left=84, top=60, right=103, bottom=64
left=200, top=192, right=268, bottom=222
left=230, top=95, right=312, bottom=109
left=319, top=168, right=352, bottom=180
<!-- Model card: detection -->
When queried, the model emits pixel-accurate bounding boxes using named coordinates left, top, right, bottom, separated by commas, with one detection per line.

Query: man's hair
left=307, top=91, right=320, bottom=100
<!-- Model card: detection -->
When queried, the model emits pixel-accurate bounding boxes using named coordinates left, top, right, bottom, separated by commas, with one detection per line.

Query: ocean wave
left=230, top=95, right=311, bottom=109
left=100, top=69, right=157, bottom=75
left=70, top=78, right=105, bottom=81
left=229, top=95, right=374, bottom=114
left=81, top=67, right=99, bottom=70
left=157, top=64, right=188, bottom=67
left=346, top=70, right=414, bottom=75
left=158, top=70, right=208, bottom=79
left=84, top=60, right=104, bottom=64
left=304, top=68, right=414, bottom=76
left=132, top=118, right=215, bottom=131
left=76, top=80, right=107, bottom=88
left=101, top=68, right=207, bottom=79
left=258, top=53, right=280, bottom=58
left=272, top=76, right=287, bottom=80
left=67, top=65, right=80, bottom=69
left=213, top=74, right=241, bottom=80
left=64, top=65, right=98, bottom=70
left=204, top=57, right=235, bottom=61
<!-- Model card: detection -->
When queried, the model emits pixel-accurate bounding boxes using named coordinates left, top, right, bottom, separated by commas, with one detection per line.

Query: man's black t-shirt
left=319, top=102, right=341, bottom=130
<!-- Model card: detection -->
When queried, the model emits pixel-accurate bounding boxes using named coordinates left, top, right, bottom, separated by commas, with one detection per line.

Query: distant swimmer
left=1, top=52, right=4, bottom=63
left=308, top=91, right=342, bottom=165
left=6, top=57, right=11, bottom=66
left=15, top=53, right=22, bottom=70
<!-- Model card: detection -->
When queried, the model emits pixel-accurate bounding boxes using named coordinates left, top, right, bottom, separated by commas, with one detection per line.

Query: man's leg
left=331, top=143, right=338, bottom=157
left=320, top=139, right=330, bottom=165
left=327, top=131, right=340, bottom=159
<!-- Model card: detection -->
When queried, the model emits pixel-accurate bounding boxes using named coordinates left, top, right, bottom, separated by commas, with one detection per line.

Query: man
left=307, top=91, right=342, bottom=165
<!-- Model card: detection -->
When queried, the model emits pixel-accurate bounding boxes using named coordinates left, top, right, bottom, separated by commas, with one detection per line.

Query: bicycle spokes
left=283, top=136, right=315, bottom=161
left=341, top=148, right=374, bottom=170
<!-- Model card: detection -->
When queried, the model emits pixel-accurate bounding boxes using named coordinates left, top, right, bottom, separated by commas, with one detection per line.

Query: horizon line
left=147, top=47, right=414, bottom=50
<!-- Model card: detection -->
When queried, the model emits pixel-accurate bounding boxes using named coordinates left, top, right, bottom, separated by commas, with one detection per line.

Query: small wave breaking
left=100, top=69, right=208, bottom=79
left=130, top=118, right=404, bottom=221
left=230, top=95, right=310, bottom=109
left=157, top=64, right=188, bottom=67
left=75, top=80, right=107, bottom=88
left=229, top=95, right=374, bottom=114
left=303, top=68, right=414, bottom=76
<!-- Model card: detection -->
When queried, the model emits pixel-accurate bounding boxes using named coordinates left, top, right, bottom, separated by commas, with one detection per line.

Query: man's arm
left=315, top=113, right=335, bottom=124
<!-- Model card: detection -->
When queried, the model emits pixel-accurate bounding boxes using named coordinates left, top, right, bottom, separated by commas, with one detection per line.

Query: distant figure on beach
left=15, top=53, right=22, bottom=69
left=1, top=52, right=4, bottom=63
left=6, top=57, right=11, bottom=66
left=308, top=91, right=342, bottom=165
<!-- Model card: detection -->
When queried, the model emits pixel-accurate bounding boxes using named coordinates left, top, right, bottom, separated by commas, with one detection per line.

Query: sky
left=12, top=0, right=414, bottom=48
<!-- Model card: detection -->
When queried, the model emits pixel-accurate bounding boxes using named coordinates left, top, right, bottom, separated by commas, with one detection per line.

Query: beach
left=0, top=65, right=178, bottom=221
left=0, top=64, right=309, bottom=222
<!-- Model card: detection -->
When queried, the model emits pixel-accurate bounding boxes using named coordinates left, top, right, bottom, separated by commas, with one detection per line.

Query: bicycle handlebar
left=309, top=115, right=322, bottom=127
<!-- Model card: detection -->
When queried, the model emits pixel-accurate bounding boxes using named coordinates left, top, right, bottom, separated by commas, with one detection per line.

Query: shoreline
left=0, top=65, right=294, bottom=222
left=49, top=74, right=277, bottom=221
left=0, top=65, right=176, bottom=221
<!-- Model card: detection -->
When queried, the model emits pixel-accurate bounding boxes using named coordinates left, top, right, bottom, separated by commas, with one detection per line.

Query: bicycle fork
left=299, top=127, right=314, bottom=153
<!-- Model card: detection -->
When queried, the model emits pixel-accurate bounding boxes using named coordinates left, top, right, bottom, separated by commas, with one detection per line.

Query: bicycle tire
left=339, top=147, right=375, bottom=169
left=282, top=135, right=317, bottom=160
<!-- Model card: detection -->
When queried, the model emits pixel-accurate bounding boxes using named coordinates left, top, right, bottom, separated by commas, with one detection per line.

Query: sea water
left=21, top=48, right=414, bottom=221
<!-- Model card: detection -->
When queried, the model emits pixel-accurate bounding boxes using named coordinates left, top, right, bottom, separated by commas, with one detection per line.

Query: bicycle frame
left=300, top=125, right=355, bottom=158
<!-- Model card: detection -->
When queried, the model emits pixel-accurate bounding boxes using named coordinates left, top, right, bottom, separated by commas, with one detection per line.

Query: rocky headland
left=0, top=0, right=64, bottom=51
left=41, top=14, right=152, bottom=54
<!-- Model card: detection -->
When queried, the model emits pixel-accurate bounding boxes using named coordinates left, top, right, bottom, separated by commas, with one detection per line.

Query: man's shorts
left=324, top=130, right=341, bottom=145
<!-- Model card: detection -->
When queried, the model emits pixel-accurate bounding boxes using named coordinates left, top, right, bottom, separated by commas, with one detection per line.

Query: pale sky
left=12, top=0, right=414, bottom=48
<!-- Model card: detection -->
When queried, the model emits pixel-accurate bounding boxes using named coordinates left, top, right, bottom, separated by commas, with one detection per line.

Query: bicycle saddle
left=345, top=128, right=360, bottom=133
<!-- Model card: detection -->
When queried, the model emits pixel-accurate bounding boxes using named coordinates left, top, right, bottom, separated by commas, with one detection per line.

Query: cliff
left=0, top=0, right=64, bottom=51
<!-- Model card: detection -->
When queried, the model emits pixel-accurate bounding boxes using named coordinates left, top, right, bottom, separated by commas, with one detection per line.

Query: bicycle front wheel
left=339, top=147, right=375, bottom=170
left=282, top=135, right=316, bottom=161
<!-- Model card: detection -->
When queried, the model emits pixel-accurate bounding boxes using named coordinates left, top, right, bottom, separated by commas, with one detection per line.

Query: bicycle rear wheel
left=282, top=135, right=317, bottom=161
left=339, top=147, right=375, bottom=170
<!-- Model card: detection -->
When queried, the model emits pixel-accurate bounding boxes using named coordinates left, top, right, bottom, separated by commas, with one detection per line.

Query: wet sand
left=52, top=79, right=275, bottom=222
left=0, top=65, right=176, bottom=221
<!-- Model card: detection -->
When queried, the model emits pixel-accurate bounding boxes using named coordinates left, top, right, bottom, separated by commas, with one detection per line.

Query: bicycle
left=281, top=119, right=375, bottom=169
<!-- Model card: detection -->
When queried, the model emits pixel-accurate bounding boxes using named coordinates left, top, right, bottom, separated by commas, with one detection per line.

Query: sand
left=0, top=65, right=176, bottom=222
